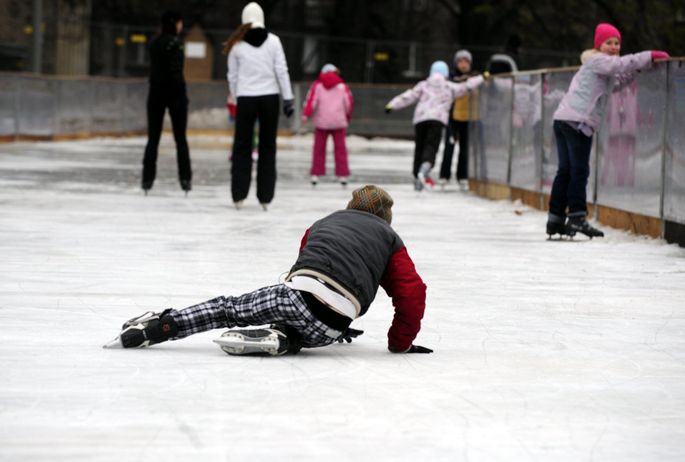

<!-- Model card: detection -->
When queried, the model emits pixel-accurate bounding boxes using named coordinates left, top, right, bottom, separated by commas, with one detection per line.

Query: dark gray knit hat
left=346, top=185, right=393, bottom=225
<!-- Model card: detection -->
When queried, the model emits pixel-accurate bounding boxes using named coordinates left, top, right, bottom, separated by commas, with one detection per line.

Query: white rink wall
left=1, top=135, right=685, bottom=461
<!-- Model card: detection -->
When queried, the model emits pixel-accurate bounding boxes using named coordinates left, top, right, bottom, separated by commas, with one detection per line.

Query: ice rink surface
left=1, top=134, right=684, bottom=461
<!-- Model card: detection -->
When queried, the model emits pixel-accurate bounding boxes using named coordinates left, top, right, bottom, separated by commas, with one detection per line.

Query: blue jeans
left=549, top=120, right=593, bottom=217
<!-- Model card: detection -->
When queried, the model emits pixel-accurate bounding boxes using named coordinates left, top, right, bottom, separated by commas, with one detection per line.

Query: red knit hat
left=594, top=23, right=621, bottom=49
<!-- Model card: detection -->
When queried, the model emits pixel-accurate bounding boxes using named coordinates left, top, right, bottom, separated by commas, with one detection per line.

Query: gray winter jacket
left=289, top=209, right=404, bottom=317
left=553, top=49, right=652, bottom=130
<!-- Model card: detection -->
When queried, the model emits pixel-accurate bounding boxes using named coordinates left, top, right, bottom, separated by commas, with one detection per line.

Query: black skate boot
left=142, top=180, right=153, bottom=196
left=546, top=213, right=567, bottom=239
left=180, top=179, right=192, bottom=196
left=213, top=324, right=302, bottom=356
left=565, top=216, right=604, bottom=239
left=103, top=309, right=178, bottom=348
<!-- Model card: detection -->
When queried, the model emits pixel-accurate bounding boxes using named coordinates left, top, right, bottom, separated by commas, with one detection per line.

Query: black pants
left=232, top=94, right=280, bottom=203
left=549, top=120, right=593, bottom=217
left=413, top=120, right=444, bottom=177
left=439, top=119, right=469, bottom=181
left=142, top=86, right=192, bottom=186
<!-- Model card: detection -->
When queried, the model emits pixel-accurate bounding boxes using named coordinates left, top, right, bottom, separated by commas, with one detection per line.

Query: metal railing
left=467, top=59, right=685, bottom=243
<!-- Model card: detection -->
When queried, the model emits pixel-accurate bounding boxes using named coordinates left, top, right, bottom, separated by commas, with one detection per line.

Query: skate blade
left=102, top=335, right=123, bottom=349
left=213, top=332, right=281, bottom=356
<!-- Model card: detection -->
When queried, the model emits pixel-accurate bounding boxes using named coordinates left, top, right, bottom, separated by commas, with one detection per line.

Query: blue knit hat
left=321, top=63, right=338, bottom=73
left=430, top=61, right=449, bottom=77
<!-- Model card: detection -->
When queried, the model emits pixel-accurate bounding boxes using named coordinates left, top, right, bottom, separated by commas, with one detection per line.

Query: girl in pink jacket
left=547, top=23, right=669, bottom=239
left=302, top=64, right=354, bottom=186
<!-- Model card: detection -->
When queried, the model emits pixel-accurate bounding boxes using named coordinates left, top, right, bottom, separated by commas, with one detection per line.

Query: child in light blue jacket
left=386, top=61, right=483, bottom=191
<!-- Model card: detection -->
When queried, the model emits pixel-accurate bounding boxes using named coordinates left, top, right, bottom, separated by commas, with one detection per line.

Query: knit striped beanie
left=346, top=185, right=393, bottom=225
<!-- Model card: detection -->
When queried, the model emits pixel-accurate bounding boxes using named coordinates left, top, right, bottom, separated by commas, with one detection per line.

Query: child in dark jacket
left=302, top=64, right=354, bottom=186
left=106, top=185, right=432, bottom=356
left=385, top=61, right=483, bottom=191
left=439, top=49, right=480, bottom=190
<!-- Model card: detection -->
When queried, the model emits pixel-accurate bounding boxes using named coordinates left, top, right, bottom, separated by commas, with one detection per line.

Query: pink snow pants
left=310, top=128, right=350, bottom=177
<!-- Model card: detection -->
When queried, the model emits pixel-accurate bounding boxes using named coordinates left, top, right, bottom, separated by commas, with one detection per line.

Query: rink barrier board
left=510, top=187, right=544, bottom=211
left=478, top=184, right=661, bottom=239
left=469, top=180, right=511, bottom=201
left=596, top=205, right=662, bottom=239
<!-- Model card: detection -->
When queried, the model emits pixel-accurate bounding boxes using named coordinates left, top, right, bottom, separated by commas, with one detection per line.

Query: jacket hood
left=319, top=71, right=343, bottom=89
left=580, top=49, right=599, bottom=64
left=426, top=73, right=447, bottom=85
left=244, top=28, right=268, bottom=47
left=242, top=2, right=265, bottom=28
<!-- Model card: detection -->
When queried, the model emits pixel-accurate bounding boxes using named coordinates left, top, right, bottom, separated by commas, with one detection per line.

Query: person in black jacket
left=141, top=10, right=192, bottom=195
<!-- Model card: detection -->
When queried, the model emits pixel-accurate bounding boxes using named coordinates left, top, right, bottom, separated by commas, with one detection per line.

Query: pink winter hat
left=594, top=23, right=621, bottom=49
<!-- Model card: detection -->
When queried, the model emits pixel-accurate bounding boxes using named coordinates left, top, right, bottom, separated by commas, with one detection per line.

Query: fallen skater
left=105, top=185, right=433, bottom=356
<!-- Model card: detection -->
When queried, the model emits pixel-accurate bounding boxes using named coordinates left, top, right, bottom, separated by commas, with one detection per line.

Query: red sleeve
left=299, top=228, right=310, bottom=252
left=380, top=246, right=426, bottom=352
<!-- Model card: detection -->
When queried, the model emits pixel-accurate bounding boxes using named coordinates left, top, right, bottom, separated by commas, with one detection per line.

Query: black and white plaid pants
left=169, top=284, right=343, bottom=348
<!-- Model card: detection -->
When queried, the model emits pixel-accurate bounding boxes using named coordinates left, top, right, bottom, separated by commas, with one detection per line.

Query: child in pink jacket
left=302, top=64, right=354, bottom=186
left=546, top=23, right=669, bottom=239
left=385, top=61, right=483, bottom=191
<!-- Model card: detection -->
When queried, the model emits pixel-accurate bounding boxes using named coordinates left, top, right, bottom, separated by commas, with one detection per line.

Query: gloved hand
left=651, top=51, right=670, bottom=61
left=384, top=104, right=392, bottom=114
left=301, top=115, right=308, bottom=124
left=283, top=99, right=294, bottom=118
left=482, top=71, right=491, bottom=80
left=226, top=103, right=237, bottom=119
left=337, top=327, right=364, bottom=343
left=389, top=344, right=433, bottom=353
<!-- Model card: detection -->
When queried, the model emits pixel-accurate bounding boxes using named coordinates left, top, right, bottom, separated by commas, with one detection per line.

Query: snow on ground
left=1, top=134, right=684, bottom=461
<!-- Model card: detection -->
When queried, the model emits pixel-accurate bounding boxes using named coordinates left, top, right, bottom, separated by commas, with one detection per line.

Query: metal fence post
left=592, top=81, right=612, bottom=220
left=538, top=73, right=546, bottom=209
left=365, top=40, right=375, bottom=83
left=32, top=0, right=44, bottom=74
left=506, top=76, right=515, bottom=186
left=659, top=61, right=672, bottom=238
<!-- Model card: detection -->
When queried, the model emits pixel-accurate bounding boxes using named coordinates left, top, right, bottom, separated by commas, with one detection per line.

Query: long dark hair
left=222, top=23, right=252, bottom=54
left=161, top=10, right=182, bottom=35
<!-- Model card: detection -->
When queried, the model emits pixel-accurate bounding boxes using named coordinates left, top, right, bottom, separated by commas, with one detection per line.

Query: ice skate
left=213, top=326, right=297, bottom=356
left=311, top=175, right=319, bottom=187
left=142, top=181, right=153, bottom=196
left=565, top=216, right=604, bottom=239
left=260, top=202, right=269, bottom=211
left=438, top=178, right=448, bottom=190
left=103, top=309, right=178, bottom=349
left=338, top=177, right=348, bottom=188
left=458, top=179, right=469, bottom=192
left=180, top=179, right=192, bottom=196
left=546, top=214, right=568, bottom=240
left=414, top=178, right=424, bottom=192
left=234, top=200, right=244, bottom=210
left=417, top=162, right=434, bottom=190
left=546, top=221, right=568, bottom=240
